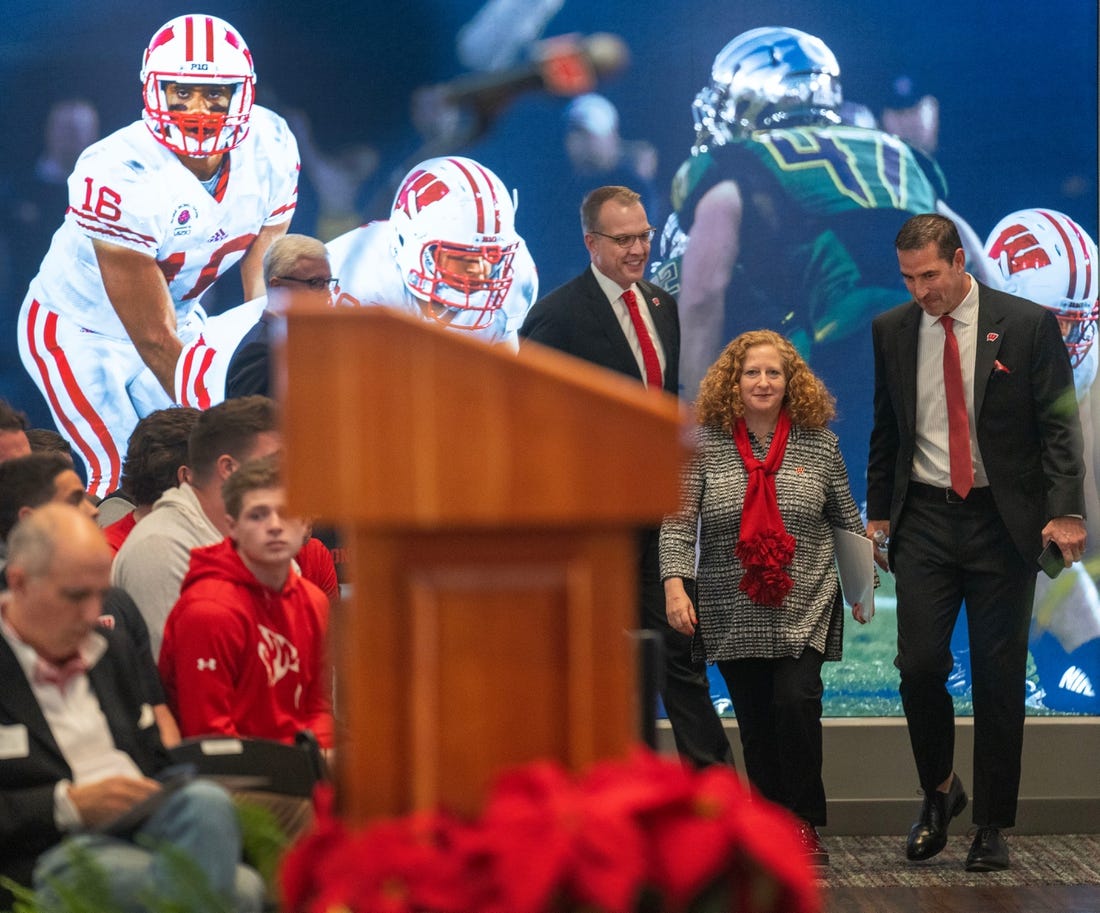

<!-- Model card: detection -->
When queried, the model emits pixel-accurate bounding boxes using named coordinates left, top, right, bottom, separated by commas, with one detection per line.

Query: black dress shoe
left=796, top=821, right=829, bottom=867
left=906, top=774, right=968, bottom=861
left=966, top=826, right=1010, bottom=871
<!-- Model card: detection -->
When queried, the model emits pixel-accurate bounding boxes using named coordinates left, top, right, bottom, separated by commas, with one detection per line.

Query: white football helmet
left=693, top=27, right=842, bottom=152
left=984, top=209, right=1098, bottom=367
left=140, top=14, right=256, bottom=157
left=390, top=156, right=520, bottom=330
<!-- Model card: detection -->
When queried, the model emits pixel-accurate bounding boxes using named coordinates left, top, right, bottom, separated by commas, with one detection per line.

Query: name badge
left=0, top=723, right=30, bottom=759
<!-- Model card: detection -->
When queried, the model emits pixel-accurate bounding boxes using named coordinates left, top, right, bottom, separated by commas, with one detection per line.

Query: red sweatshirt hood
left=180, top=537, right=301, bottom=598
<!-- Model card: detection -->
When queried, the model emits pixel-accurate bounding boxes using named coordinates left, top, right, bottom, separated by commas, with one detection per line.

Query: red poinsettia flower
left=283, top=795, right=483, bottom=913
left=717, top=782, right=820, bottom=913
left=580, top=748, right=698, bottom=819
left=477, top=760, right=649, bottom=913
left=279, top=753, right=822, bottom=913
left=637, top=765, right=749, bottom=909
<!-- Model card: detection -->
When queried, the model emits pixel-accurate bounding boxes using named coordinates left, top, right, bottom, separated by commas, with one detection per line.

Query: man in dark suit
left=0, top=451, right=181, bottom=748
left=866, top=213, right=1086, bottom=871
left=520, top=185, right=733, bottom=769
left=225, top=234, right=334, bottom=399
left=0, top=504, right=263, bottom=911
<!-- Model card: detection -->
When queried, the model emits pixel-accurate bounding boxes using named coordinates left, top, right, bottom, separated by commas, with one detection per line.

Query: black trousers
left=893, top=491, right=1035, bottom=827
left=639, top=529, right=734, bottom=768
left=717, top=648, right=827, bottom=825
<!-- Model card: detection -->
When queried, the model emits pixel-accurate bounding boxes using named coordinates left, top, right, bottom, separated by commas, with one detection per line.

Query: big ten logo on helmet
left=394, top=169, right=449, bottom=218
left=189, top=62, right=211, bottom=71
left=987, top=223, right=1051, bottom=276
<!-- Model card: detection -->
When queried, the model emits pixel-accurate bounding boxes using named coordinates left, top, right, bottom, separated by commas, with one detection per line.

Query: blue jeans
left=33, top=779, right=264, bottom=913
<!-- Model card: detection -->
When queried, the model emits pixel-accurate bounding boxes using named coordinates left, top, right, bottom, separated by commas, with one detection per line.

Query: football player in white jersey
left=325, top=156, right=537, bottom=349
left=985, top=208, right=1100, bottom=712
left=17, top=14, right=298, bottom=497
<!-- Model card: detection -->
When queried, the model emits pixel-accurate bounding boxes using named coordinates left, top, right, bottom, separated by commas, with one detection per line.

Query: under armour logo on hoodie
left=197, top=657, right=217, bottom=671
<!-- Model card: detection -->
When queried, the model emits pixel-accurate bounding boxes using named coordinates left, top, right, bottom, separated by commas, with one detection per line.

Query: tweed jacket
left=660, top=422, right=864, bottom=662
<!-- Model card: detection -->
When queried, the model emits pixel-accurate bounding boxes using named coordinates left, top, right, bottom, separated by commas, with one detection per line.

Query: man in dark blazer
left=520, top=185, right=733, bottom=769
left=0, top=452, right=177, bottom=736
left=866, top=213, right=1086, bottom=872
left=0, top=505, right=262, bottom=911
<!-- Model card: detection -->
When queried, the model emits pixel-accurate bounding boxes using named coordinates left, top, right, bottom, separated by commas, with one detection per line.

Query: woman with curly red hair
left=660, top=329, right=869, bottom=866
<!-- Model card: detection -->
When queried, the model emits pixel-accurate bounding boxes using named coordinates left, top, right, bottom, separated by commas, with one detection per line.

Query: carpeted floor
left=820, top=835, right=1100, bottom=887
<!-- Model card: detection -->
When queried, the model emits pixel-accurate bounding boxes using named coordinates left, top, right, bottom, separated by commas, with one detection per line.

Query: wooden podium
left=280, top=306, right=684, bottom=824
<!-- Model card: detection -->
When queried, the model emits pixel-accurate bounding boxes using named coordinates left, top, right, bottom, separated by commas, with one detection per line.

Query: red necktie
left=622, top=289, right=663, bottom=389
left=941, top=315, right=973, bottom=499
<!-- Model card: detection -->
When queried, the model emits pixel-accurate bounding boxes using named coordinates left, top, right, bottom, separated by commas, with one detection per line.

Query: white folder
left=832, top=527, right=875, bottom=623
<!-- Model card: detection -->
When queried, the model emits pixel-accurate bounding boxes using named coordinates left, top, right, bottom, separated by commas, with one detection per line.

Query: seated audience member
left=0, top=451, right=99, bottom=565
left=0, top=398, right=32, bottom=464
left=102, top=407, right=201, bottom=553
left=0, top=400, right=34, bottom=572
left=25, top=427, right=74, bottom=460
left=112, top=396, right=281, bottom=659
left=296, top=524, right=340, bottom=605
left=0, top=505, right=263, bottom=912
left=160, top=454, right=334, bottom=750
left=0, top=452, right=179, bottom=746
left=0, top=451, right=97, bottom=578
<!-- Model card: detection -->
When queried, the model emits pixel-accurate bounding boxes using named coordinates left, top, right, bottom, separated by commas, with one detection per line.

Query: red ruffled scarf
left=732, top=410, right=795, bottom=607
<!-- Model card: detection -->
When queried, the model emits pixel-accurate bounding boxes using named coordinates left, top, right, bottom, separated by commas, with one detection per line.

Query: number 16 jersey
left=24, top=105, right=299, bottom=339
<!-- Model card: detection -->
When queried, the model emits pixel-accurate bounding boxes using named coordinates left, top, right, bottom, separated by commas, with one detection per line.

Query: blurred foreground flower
left=280, top=748, right=820, bottom=913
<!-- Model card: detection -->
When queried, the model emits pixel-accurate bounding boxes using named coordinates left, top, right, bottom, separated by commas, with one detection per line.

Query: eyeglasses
left=589, top=229, right=657, bottom=249
left=277, top=276, right=339, bottom=291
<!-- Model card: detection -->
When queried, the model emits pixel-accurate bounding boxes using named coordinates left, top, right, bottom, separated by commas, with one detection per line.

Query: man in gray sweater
left=112, top=396, right=280, bottom=658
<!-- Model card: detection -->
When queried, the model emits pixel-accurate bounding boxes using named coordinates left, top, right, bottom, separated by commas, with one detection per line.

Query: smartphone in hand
left=1038, top=540, right=1065, bottom=579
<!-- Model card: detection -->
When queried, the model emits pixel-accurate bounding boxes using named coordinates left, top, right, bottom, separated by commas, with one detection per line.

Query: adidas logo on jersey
left=1057, top=665, right=1096, bottom=697
left=207, top=228, right=227, bottom=243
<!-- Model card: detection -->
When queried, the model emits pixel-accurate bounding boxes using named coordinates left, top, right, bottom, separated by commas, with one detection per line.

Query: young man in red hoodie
left=159, top=454, right=334, bottom=750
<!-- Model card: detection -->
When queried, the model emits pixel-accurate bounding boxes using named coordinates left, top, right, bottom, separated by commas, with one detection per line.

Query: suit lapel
left=0, top=638, right=65, bottom=763
left=973, top=284, right=1004, bottom=420
left=87, top=648, right=140, bottom=758
left=897, top=304, right=922, bottom=435
left=580, top=270, right=644, bottom=381
left=637, top=280, right=674, bottom=346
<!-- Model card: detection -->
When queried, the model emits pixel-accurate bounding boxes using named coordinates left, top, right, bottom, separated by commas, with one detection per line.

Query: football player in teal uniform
left=651, top=27, right=991, bottom=468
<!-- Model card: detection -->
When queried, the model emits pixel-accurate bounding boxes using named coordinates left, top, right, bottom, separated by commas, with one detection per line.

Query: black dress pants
left=639, top=529, right=734, bottom=768
left=893, top=489, right=1035, bottom=827
left=717, top=648, right=827, bottom=824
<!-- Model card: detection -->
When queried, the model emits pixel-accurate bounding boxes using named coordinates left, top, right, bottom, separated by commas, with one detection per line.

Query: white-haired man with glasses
left=225, top=234, right=335, bottom=398
left=519, top=185, right=734, bottom=772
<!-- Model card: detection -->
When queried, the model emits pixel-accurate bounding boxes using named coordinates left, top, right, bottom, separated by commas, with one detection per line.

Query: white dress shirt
left=590, top=264, right=667, bottom=387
